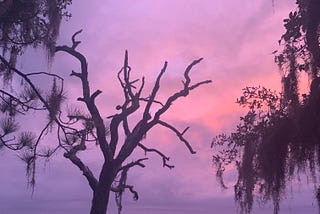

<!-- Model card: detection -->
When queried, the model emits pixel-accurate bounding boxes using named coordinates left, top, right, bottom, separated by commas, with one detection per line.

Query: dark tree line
left=212, top=1, right=320, bottom=214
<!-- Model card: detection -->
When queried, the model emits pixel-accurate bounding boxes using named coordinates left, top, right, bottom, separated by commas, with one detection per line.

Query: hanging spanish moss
left=46, top=78, right=66, bottom=126
left=0, top=0, right=72, bottom=82
left=212, top=1, right=320, bottom=213
left=212, top=84, right=320, bottom=213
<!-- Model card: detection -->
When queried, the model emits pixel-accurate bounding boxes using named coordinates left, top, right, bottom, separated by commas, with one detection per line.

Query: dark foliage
left=0, top=0, right=72, bottom=81
left=212, top=1, right=320, bottom=213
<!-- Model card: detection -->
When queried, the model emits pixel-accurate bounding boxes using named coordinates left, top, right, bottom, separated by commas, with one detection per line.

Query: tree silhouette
left=0, top=30, right=212, bottom=214
left=212, top=1, right=320, bottom=213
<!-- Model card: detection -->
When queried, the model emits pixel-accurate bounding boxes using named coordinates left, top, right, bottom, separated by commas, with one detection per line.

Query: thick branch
left=115, top=118, right=148, bottom=164
left=64, top=133, right=98, bottom=191
left=64, top=153, right=98, bottom=191
left=55, top=31, right=109, bottom=160
left=109, top=94, right=141, bottom=158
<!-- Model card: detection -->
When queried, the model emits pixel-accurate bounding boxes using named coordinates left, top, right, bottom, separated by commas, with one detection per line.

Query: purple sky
left=0, top=0, right=318, bottom=213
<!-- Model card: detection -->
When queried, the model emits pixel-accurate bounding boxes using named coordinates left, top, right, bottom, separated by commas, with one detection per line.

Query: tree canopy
left=212, top=1, right=320, bottom=213
left=0, top=0, right=72, bottom=81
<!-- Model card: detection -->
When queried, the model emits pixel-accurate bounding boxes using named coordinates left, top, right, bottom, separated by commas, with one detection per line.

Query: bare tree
left=0, top=30, right=212, bottom=214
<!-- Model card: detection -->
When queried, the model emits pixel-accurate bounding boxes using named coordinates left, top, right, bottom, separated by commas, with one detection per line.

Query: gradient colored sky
left=0, top=0, right=318, bottom=213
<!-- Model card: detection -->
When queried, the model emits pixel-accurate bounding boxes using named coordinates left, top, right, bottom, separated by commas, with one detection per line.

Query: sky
left=0, top=0, right=319, bottom=213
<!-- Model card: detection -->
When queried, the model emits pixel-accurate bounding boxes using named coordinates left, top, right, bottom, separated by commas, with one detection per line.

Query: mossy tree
left=0, top=0, right=72, bottom=81
left=212, top=1, right=320, bottom=213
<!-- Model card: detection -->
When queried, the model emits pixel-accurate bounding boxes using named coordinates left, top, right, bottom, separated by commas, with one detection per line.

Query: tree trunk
left=90, top=162, right=118, bottom=214
left=90, top=185, right=111, bottom=214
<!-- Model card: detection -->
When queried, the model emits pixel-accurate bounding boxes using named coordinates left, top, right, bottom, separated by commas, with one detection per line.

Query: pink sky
left=1, top=0, right=318, bottom=213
